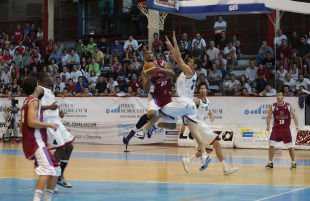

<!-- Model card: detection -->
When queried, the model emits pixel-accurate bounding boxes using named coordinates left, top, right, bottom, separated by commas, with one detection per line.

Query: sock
left=220, top=160, right=228, bottom=168
left=269, top=161, right=273, bottom=163
left=44, top=189, right=54, bottom=201
left=133, top=127, right=139, bottom=132
left=292, top=161, right=296, bottom=164
left=33, top=189, right=43, bottom=201
left=202, top=152, right=208, bottom=158
left=60, top=160, right=69, bottom=176
left=189, top=155, right=197, bottom=162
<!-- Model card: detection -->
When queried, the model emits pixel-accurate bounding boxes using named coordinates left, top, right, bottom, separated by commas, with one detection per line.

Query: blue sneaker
left=123, top=130, right=136, bottom=145
left=199, top=156, right=211, bottom=171
left=147, top=125, right=158, bottom=138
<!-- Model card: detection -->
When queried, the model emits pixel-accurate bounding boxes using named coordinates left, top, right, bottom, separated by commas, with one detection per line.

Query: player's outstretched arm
left=165, top=31, right=193, bottom=78
left=266, top=106, right=273, bottom=131
left=28, top=100, right=57, bottom=131
left=290, top=105, right=299, bottom=132
left=141, top=72, right=151, bottom=94
left=41, top=101, right=58, bottom=111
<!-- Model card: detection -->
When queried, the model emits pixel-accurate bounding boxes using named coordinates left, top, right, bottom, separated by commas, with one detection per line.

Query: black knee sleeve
left=136, top=113, right=149, bottom=129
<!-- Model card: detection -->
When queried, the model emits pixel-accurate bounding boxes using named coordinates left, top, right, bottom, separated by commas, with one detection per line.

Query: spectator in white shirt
left=215, top=53, right=227, bottom=77
left=66, top=49, right=80, bottom=71
left=221, top=74, right=240, bottom=95
left=60, top=66, right=71, bottom=84
left=276, top=64, right=287, bottom=81
left=274, top=29, right=287, bottom=47
left=70, top=64, right=83, bottom=83
left=213, top=15, right=227, bottom=43
left=54, top=76, right=66, bottom=92
left=283, top=73, right=296, bottom=93
left=245, top=59, right=258, bottom=86
left=296, top=73, right=310, bottom=91
left=192, top=33, right=207, bottom=52
left=223, top=41, right=236, bottom=71
left=123, top=35, right=139, bottom=52
left=259, top=83, right=276, bottom=96
left=1, top=66, right=10, bottom=87
left=206, top=40, right=219, bottom=67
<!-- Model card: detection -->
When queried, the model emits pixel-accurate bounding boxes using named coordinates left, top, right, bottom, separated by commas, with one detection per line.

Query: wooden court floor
left=0, top=142, right=310, bottom=201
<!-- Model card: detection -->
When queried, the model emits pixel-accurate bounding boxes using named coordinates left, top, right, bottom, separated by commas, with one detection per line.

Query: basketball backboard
left=146, top=0, right=273, bottom=19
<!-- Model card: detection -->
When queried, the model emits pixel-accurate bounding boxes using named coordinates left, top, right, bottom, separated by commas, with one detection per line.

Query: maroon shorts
left=270, top=127, right=292, bottom=144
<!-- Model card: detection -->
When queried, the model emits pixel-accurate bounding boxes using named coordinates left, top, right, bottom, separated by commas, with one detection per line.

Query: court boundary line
left=255, top=186, right=310, bottom=201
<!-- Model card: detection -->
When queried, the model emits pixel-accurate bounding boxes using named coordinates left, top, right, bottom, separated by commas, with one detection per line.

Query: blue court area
left=0, top=178, right=309, bottom=201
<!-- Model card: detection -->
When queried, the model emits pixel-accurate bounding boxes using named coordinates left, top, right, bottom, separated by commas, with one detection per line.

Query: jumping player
left=182, top=82, right=239, bottom=175
left=123, top=50, right=175, bottom=144
left=266, top=91, right=299, bottom=170
left=39, top=72, right=75, bottom=189
left=20, top=77, right=60, bottom=201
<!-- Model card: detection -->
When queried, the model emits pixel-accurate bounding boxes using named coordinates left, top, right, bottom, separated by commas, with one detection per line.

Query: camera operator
left=3, top=90, right=19, bottom=141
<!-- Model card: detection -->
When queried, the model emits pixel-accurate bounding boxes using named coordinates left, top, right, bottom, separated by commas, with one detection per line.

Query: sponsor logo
left=239, top=128, right=270, bottom=143
left=240, top=129, right=254, bottom=137
left=62, top=121, right=96, bottom=127
left=0, top=105, right=3, bottom=112
left=210, top=108, right=223, bottom=119
left=59, top=103, right=88, bottom=118
left=73, top=134, right=101, bottom=140
left=105, top=104, right=148, bottom=119
left=244, top=104, right=270, bottom=120
left=229, top=4, right=238, bottom=11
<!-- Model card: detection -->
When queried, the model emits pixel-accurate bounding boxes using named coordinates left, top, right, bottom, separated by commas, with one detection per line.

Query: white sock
left=202, top=152, right=208, bottom=158
left=220, top=160, right=228, bottom=169
left=44, top=189, right=54, bottom=201
left=292, top=161, right=296, bottom=164
left=33, top=189, right=43, bottom=201
left=269, top=161, right=273, bottom=163
left=189, top=155, right=197, bottom=162
left=133, top=127, right=138, bottom=132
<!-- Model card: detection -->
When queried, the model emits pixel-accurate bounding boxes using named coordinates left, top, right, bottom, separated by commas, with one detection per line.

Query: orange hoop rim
left=138, top=2, right=146, bottom=7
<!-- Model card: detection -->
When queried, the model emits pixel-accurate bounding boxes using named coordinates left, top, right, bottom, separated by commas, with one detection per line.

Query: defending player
left=123, top=50, right=175, bottom=144
left=182, top=82, right=239, bottom=175
left=266, top=91, right=299, bottom=170
left=39, top=72, right=75, bottom=189
left=20, top=77, right=60, bottom=201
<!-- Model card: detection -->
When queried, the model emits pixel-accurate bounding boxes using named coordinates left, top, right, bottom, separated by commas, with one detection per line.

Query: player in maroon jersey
left=123, top=50, right=175, bottom=144
left=266, top=91, right=299, bottom=170
left=20, top=77, right=60, bottom=201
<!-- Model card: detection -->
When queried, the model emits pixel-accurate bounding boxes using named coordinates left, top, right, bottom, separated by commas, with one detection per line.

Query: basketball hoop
left=138, top=2, right=168, bottom=31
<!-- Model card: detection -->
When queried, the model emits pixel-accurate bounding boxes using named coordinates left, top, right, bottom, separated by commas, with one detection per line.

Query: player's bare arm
left=42, top=101, right=58, bottom=111
left=208, top=110, right=214, bottom=123
left=266, top=105, right=273, bottom=131
left=290, top=105, right=299, bottom=132
left=157, top=62, right=175, bottom=77
left=28, top=100, right=57, bottom=131
left=141, top=72, right=152, bottom=94
left=165, top=31, right=193, bottom=78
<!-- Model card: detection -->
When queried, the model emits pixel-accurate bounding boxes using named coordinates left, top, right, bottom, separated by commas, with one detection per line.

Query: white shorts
left=160, top=98, right=197, bottom=124
left=45, top=117, right=75, bottom=149
left=148, top=95, right=161, bottom=114
left=34, top=147, right=61, bottom=176
left=196, top=120, right=219, bottom=145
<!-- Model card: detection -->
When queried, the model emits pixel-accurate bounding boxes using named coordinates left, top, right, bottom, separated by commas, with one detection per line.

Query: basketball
left=143, top=62, right=157, bottom=76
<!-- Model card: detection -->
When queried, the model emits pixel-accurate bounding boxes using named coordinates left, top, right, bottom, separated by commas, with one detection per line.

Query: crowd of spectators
left=1, top=19, right=310, bottom=98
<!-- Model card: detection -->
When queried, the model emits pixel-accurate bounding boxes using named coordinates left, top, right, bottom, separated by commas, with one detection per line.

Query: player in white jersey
left=39, top=72, right=74, bottom=190
left=182, top=82, right=239, bottom=175
left=142, top=31, right=211, bottom=171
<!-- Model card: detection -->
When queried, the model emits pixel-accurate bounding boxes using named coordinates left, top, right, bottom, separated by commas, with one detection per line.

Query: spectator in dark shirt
left=27, top=23, right=37, bottom=42
left=191, top=42, right=204, bottom=59
left=98, top=37, right=111, bottom=64
left=111, top=39, right=123, bottom=63
left=180, top=42, right=190, bottom=62
left=81, top=45, right=92, bottom=64
left=290, top=31, right=300, bottom=50
left=297, top=35, right=310, bottom=59
left=256, top=62, right=271, bottom=92
left=262, top=51, right=275, bottom=75
left=95, top=76, right=107, bottom=95
left=127, top=73, right=142, bottom=93
left=125, top=63, right=139, bottom=81
left=75, top=76, right=88, bottom=93
left=217, top=31, right=230, bottom=52
left=104, top=66, right=120, bottom=81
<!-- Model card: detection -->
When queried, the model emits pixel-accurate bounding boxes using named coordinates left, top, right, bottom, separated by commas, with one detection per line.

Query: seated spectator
left=297, top=35, right=310, bottom=58
left=301, top=63, right=309, bottom=78
left=196, top=66, right=208, bottom=77
left=283, top=85, right=294, bottom=96
left=178, top=32, right=192, bottom=50
left=48, top=46, right=61, bottom=65
left=110, top=39, right=123, bottom=63
left=124, top=45, right=138, bottom=64
left=217, top=31, right=230, bottom=52
left=191, top=42, right=204, bottom=59
left=0, top=57, right=7, bottom=74
left=67, top=78, right=76, bottom=93
left=22, top=66, right=31, bottom=80
left=105, top=66, right=120, bottom=81
left=22, top=49, right=31, bottom=68
left=125, top=63, right=139, bottom=81
left=66, top=49, right=80, bottom=71
left=215, top=53, right=227, bottom=77
left=290, top=62, right=299, bottom=81
left=14, top=41, right=25, bottom=55
left=71, top=89, right=78, bottom=96
left=221, top=74, right=240, bottom=96
left=3, top=49, right=12, bottom=65
left=27, top=24, right=37, bottom=43
left=75, top=76, right=88, bottom=93
left=126, top=86, right=135, bottom=96
left=80, top=57, right=89, bottom=72
left=79, top=86, right=92, bottom=96
left=30, top=57, right=43, bottom=72
left=262, top=51, right=275, bottom=75
left=54, top=76, right=66, bottom=92
left=111, top=56, right=122, bottom=74
left=45, top=39, right=54, bottom=63
left=60, top=66, right=71, bottom=84
left=62, top=87, right=71, bottom=97
left=239, top=75, right=251, bottom=92
left=284, top=73, right=296, bottom=93
left=81, top=45, right=92, bottom=63
left=93, top=46, right=104, bottom=67
left=163, top=46, right=172, bottom=61
left=98, top=37, right=111, bottom=64
left=192, top=33, right=207, bottom=52
left=51, top=66, right=59, bottom=83
left=296, top=73, right=310, bottom=91
left=61, top=50, right=69, bottom=66
left=276, top=64, right=287, bottom=81
left=197, top=74, right=209, bottom=88
left=303, top=51, right=310, bottom=69
left=250, top=87, right=259, bottom=96
left=54, top=86, right=61, bottom=96
left=274, top=29, right=287, bottom=48
left=123, top=34, right=139, bottom=52
left=245, top=59, right=258, bottom=86
left=87, top=37, right=97, bottom=54
left=30, top=47, right=41, bottom=63
left=256, top=40, right=274, bottom=66
left=152, top=33, right=164, bottom=53
left=232, top=34, right=241, bottom=59
left=291, top=31, right=300, bottom=50
left=55, top=40, right=64, bottom=54
left=270, top=73, right=283, bottom=92
left=132, top=55, right=141, bottom=70
left=71, top=64, right=82, bottom=83
left=127, top=73, right=142, bottom=93
left=206, top=41, right=219, bottom=67
left=75, top=38, right=84, bottom=56
left=180, top=42, right=190, bottom=63
left=107, top=76, right=118, bottom=93
left=155, top=45, right=165, bottom=60
left=201, top=54, right=209, bottom=70
left=240, top=87, right=249, bottom=96
left=277, top=52, right=289, bottom=71
left=95, top=76, right=107, bottom=95
left=208, top=63, right=222, bottom=86
left=88, top=57, right=101, bottom=76
left=48, top=58, right=58, bottom=74
left=10, top=67, right=19, bottom=83
left=135, top=87, right=145, bottom=96
left=223, top=41, right=237, bottom=71
left=170, top=85, right=177, bottom=96
left=259, top=83, right=276, bottom=96
left=277, top=39, right=291, bottom=59
left=88, top=70, right=98, bottom=93
left=13, top=49, right=22, bottom=68
left=31, top=66, right=39, bottom=78
left=256, top=62, right=270, bottom=92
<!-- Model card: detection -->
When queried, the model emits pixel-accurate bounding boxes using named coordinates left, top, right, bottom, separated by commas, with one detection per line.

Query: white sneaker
left=54, top=186, right=59, bottom=193
left=134, top=129, right=145, bottom=140
left=199, top=156, right=211, bottom=171
left=182, top=158, right=190, bottom=173
left=224, top=166, right=239, bottom=175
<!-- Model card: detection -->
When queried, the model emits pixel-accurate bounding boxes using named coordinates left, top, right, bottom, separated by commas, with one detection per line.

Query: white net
left=138, top=3, right=168, bottom=30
